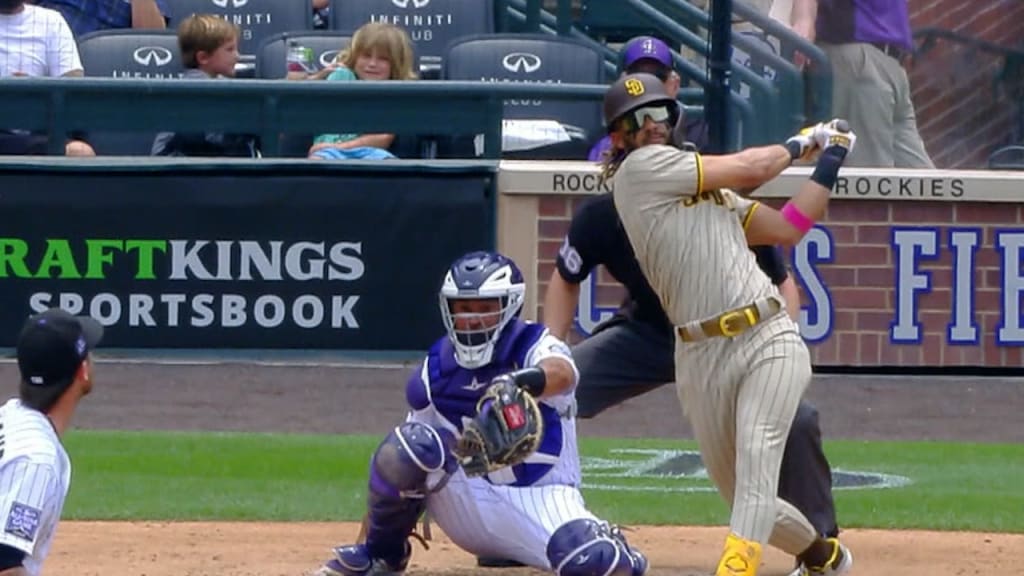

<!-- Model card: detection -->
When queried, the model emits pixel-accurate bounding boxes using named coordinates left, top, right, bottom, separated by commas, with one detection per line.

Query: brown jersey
left=611, top=144, right=781, bottom=325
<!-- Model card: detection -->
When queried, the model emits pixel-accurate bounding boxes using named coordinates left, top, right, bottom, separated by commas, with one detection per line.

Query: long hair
left=336, top=22, right=418, bottom=80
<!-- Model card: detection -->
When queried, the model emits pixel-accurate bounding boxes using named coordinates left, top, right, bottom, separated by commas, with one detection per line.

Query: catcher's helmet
left=439, top=251, right=526, bottom=369
left=603, top=72, right=679, bottom=133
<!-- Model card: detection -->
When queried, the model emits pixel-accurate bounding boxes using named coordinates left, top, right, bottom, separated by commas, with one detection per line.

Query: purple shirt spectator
left=34, top=0, right=170, bottom=38
left=816, top=0, right=913, bottom=51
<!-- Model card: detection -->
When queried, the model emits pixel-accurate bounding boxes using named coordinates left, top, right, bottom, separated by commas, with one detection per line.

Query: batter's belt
left=676, top=296, right=783, bottom=342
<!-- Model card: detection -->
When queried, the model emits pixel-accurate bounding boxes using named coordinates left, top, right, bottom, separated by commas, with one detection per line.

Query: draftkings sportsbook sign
left=0, top=164, right=493, bottom=349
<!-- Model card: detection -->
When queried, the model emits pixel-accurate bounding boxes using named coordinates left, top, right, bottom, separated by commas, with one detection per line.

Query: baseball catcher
left=310, top=251, right=647, bottom=576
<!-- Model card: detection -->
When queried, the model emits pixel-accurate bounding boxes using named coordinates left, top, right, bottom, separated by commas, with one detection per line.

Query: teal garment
left=313, top=67, right=360, bottom=145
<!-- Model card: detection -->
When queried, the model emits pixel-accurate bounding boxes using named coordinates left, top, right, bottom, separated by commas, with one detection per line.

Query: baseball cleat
left=788, top=538, right=853, bottom=576
left=311, top=542, right=410, bottom=576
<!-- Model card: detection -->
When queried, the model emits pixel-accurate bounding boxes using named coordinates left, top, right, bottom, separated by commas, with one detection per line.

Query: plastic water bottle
left=286, top=40, right=314, bottom=74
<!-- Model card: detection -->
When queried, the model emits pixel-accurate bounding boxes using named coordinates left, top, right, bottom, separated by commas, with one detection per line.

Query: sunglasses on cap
left=620, top=105, right=673, bottom=132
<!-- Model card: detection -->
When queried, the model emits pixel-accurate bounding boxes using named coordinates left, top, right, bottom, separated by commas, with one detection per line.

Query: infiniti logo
left=132, top=46, right=173, bottom=67
left=391, top=0, right=430, bottom=7
left=319, top=50, right=341, bottom=67
left=501, top=52, right=542, bottom=73
left=212, top=0, right=248, bottom=7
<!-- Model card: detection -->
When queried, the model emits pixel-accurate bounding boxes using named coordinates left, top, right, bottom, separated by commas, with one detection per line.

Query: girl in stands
left=308, top=22, right=417, bottom=160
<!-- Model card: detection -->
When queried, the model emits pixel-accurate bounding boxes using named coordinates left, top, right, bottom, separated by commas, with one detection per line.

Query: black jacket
left=151, top=70, right=260, bottom=158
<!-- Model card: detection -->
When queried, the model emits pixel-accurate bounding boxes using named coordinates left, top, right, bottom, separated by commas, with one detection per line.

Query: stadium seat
left=76, top=30, right=185, bottom=155
left=257, top=31, right=353, bottom=79
left=579, top=0, right=653, bottom=43
left=988, top=145, right=1024, bottom=170
left=330, top=0, right=493, bottom=79
left=166, top=0, right=313, bottom=62
left=78, top=30, right=184, bottom=78
left=439, top=34, right=607, bottom=160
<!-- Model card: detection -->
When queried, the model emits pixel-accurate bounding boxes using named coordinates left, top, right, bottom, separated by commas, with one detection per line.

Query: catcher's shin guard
left=546, top=519, right=648, bottom=576
left=363, top=422, right=452, bottom=562
left=715, top=533, right=763, bottom=576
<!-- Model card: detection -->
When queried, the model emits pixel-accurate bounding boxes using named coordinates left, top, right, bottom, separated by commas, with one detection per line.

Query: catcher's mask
left=439, top=251, right=525, bottom=369
left=603, top=72, right=679, bottom=134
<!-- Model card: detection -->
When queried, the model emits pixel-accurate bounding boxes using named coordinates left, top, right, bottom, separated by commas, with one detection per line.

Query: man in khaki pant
left=815, top=0, right=934, bottom=168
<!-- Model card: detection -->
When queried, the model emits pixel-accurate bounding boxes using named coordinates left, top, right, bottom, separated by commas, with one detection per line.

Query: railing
left=510, top=0, right=833, bottom=147
left=0, top=78, right=611, bottom=158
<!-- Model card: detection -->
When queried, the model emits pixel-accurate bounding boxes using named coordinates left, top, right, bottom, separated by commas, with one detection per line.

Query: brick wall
left=909, top=0, right=1024, bottom=168
left=535, top=195, right=1024, bottom=368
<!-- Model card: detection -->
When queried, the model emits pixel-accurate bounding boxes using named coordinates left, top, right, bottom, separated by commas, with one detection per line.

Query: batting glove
left=813, top=118, right=857, bottom=157
left=785, top=124, right=819, bottom=162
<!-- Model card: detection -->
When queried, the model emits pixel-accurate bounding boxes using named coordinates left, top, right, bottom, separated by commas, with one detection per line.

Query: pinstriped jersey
left=0, top=399, right=71, bottom=576
left=612, top=144, right=781, bottom=325
left=405, top=321, right=581, bottom=489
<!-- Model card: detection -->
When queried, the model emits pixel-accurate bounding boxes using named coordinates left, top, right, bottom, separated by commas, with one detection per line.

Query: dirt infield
left=1, top=358, right=1020, bottom=575
left=45, top=521, right=1024, bottom=576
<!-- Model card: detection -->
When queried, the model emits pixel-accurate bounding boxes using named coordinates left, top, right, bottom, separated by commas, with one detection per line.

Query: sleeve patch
left=5, top=503, right=42, bottom=542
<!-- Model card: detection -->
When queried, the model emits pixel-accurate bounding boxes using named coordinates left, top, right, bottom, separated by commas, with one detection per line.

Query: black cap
left=17, top=308, right=104, bottom=391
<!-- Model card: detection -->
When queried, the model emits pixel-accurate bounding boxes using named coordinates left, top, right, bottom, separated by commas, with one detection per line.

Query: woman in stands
left=308, top=21, right=417, bottom=160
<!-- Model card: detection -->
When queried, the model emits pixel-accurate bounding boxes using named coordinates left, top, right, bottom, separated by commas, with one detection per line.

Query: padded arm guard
left=454, top=378, right=544, bottom=477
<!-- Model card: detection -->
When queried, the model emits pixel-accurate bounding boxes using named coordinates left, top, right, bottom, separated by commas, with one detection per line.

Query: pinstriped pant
left=674, top=314, right=818, bottom=554
left=425, top=471, right=597, bottom=569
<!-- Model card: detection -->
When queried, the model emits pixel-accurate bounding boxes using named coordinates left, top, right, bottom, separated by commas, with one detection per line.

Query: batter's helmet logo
left=391, top=0, right=430, bottom=8
left=132, top=46, right=173, bottom=67
left=624, top=78, right=645, bottom=97
left=501, top=52, right=542, bottom=73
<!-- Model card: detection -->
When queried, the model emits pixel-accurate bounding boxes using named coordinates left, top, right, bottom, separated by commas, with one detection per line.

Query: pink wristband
left=781, top=202, right=815, bottom=234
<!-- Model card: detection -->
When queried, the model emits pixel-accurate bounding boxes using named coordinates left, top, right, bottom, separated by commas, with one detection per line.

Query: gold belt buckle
left=717, top=306, right=758, bottom=338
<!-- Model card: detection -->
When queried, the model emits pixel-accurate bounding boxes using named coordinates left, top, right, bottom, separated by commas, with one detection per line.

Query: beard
left=0, top=0, right=23, bottom=11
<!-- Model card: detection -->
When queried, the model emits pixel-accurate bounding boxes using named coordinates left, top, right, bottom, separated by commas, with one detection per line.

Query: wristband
left=809, top=146, right=846, bottom=190
left=781, top=202, right=815, bottom=234
left=510, top=367, right=547, bottom=397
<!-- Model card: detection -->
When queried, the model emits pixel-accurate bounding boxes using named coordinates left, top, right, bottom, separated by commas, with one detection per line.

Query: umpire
left=543, top=36, right=839, bottom=544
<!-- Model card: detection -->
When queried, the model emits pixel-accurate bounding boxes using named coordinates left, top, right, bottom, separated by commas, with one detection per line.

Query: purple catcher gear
left=546, top=518, right=648, bottom=576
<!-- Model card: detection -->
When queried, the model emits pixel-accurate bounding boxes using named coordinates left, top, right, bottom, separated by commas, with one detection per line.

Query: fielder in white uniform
left=311, top=251, right=647, bottom=576
left=601, top=73, right=855, bottom=576
left=0, top=308, right=104, bottom=576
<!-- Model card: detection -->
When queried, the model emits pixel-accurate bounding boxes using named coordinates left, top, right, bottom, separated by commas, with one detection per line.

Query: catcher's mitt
left=454, top=376, right=543, bottom=477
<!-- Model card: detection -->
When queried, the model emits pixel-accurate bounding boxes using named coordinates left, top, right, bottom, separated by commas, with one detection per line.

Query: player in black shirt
left=543, top=190, right=840, bottom=544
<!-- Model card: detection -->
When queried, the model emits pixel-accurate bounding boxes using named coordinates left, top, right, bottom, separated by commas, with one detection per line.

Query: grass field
left=64, top=430, right=1024, bottom=533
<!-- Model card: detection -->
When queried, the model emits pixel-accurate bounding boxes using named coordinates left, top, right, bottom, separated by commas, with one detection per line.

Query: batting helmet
left=603, top=72, right=679, bottom=133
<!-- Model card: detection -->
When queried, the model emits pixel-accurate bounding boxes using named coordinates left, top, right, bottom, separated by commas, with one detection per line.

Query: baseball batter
left=602, top=73, right=855, bottom=576
left=0, top=308, right=104, bottom=576
left=311, top=251, right=647, bottom=576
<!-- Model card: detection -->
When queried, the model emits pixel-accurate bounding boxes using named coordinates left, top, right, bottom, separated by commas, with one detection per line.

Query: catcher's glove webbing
left=454, top=377, right=543, bottom=477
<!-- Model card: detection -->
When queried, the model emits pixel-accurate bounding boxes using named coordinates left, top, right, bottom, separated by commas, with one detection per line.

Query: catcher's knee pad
left=546, top=519, right=647, bottom=576
left=372, top=421, right=452, bottom=498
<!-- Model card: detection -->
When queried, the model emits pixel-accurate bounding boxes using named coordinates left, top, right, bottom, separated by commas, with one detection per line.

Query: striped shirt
left=0, top=399, right=71, bottom=576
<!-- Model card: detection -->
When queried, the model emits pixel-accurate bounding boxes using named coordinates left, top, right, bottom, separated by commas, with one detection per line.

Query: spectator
left=588, top=36, right=706, bottom=162
left=0, top=0, right=94, bottom=156
left=32, top=0, right=169, bottom=38
left=151, top=15, right=258, bottom=158
left=307, top=21, right=417, bottom=160
left=312, top=0, right=329, bottom=29
left=815, top=0, right=934, bottom=168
